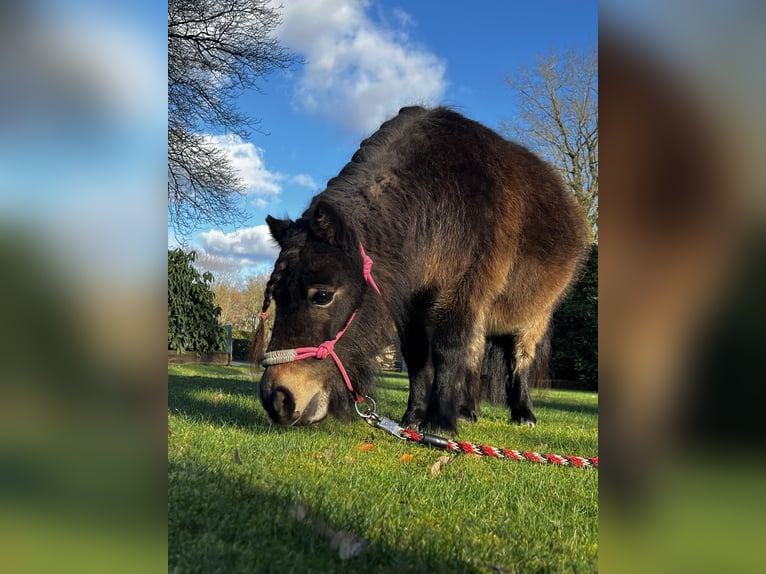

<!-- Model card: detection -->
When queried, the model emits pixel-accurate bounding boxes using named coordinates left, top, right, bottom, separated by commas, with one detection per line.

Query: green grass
left=168, top=365, right=598, bottom=573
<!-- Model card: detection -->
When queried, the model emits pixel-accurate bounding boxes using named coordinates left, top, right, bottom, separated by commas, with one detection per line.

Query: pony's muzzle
left=259, top=366, right=328, bottom=426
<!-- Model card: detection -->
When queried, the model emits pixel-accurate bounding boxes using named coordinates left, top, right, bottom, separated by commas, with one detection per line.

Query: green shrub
left=550, top=244, right=598, bottom=389
left=168, top=249, right=226, bottom=353
left=232, top=337, right=252, bottom=361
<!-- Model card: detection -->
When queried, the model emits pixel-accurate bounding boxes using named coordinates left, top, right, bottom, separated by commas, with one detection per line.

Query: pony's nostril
left=273, top=385, right=296, bottom=418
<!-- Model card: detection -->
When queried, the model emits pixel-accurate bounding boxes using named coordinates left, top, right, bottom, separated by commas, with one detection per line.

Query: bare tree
left=501, top=47, right=598, bottom=240
left=243, top=273, right=271, bottom=332
left=193, top=251, right=250, bottom=328
left=168, top=0, right=295, bottom=239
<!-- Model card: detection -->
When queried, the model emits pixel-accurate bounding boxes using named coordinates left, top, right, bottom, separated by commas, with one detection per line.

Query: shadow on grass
left=168, top=373, right=272, bottom=431
left=378, top=371, right=599, bottom=415
left=374, top=371, right=410, bottom=394
left=168, top=459, right=471, bottom=573
left=379, top=370, right=409, bottom=381
left=532, top=396, right=599, bottom=417
left=373, top=381, right=410, bottom=394
left=169, top=368, right=597, bottom=431
left=169, top=369, right=410, bottom=432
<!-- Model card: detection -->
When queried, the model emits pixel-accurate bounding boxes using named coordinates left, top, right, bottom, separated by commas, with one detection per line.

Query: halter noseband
left=260, top=243, right=381, bottom=403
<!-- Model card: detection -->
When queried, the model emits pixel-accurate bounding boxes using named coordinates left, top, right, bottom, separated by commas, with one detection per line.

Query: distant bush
left=232, top=336, right=252, bottom=361
left=550, top=244, right=598, bottom=390
left=168, top=249, right=226, bottom=354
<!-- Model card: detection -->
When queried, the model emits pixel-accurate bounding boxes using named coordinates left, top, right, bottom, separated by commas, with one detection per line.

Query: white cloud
left=204, top=136, right=322, bottom=207
left=392, top=8, right=414, bottom=29
left=277, top=0, right=447, bottom=134
left=206, top=134, right=284, bottom=196
left=290, top=173, right=321, bottom=190
left=198, top=225, right=279, bottom=267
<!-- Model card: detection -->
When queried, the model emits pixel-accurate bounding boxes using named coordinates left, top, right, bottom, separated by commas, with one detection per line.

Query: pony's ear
left=266, top=215, right=293, bottom=248
left=310, top=201, right=356, bottom=251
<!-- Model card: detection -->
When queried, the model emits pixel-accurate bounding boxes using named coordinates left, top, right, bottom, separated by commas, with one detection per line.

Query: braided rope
left=261, top=349, right=297, bottom=366
left=400, top=428, right=598, bottom=469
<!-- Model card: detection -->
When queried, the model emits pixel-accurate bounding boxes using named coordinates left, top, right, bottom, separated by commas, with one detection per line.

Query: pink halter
left=260, top=243, right=381, bottom=403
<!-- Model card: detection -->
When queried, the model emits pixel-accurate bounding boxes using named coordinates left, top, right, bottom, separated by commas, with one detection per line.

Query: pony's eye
left=310, top=289, right=334, bottom=307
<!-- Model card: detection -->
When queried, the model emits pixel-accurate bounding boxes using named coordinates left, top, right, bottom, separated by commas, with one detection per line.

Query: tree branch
left=502, top=47, right=598, bottom=241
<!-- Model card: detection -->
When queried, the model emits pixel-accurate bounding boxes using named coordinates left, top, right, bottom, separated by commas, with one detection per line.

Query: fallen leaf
left=211, top=392, right=223, bottom=403
left=400, top=453, right=413, bottom=462
left=288, top=504, right=308, bottom=523
left=430, top=455, right=452, bottom=476
left=355, top=443, right=375, bottom=451
left=288, top=503, right=369, bottom=560
left=331, top=530, right=370, bottom=560
left=233, top=448, right=242, bottom=465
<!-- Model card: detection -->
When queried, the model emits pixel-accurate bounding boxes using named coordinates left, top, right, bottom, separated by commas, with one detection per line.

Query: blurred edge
left=601, top=1, right=766, bottom=573
left=1, top=0, right=766, bottom=573
left=0, top=2, right=167, bottom=573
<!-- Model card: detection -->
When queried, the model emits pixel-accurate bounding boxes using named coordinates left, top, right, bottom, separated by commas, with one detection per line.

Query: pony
left=254, top=106, right=587, bottom=433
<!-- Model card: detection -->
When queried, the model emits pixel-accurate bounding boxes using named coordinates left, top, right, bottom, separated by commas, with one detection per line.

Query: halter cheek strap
left=260, top=243, right=381, bottom=403
left=359, top=243, right=381, bottom=295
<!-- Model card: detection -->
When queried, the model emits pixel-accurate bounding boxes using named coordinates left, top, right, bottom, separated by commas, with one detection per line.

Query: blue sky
left=178, top=0, right=597, bottom=274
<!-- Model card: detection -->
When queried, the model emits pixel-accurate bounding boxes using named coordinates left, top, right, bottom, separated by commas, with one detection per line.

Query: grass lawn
left=168, top=364, right=598, bottom=573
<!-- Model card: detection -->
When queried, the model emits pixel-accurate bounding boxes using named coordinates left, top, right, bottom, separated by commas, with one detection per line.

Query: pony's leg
left=481, top=336, right=513, bottom=405
left=400, top=306, right=434, bottom=429
left=530, top=324, right=552, bottom=390
left=503, top=319, right=551, bottom=426
left=458, top=326, right=487, bottom=422
left=424, top=318, right=485, bottom=434
left=424, top=323, right=464, bottom=434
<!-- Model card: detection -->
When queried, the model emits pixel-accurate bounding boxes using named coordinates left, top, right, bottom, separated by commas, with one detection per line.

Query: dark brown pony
left=254, top=106, right=588, bottom=433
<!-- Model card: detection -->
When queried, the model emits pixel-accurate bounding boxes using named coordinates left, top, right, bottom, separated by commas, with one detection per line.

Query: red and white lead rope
left=358, top=402, right=598, bottom=470
left=400, top=428, right=598, bottom=468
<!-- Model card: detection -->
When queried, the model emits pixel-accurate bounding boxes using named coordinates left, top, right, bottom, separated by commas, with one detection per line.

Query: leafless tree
left=501, top=47, right=598, bottom=240
left=168, top=0, right=295, bottom=239
left=243, top=272, right=271, bottom=333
